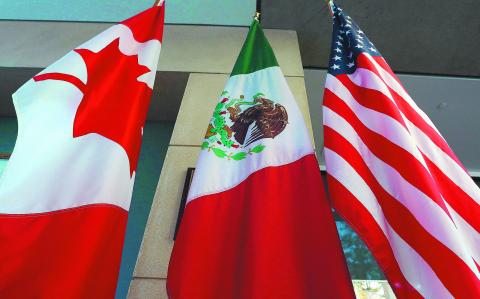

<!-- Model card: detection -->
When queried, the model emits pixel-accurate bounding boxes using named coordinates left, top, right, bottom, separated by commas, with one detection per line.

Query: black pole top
left=256, top=0, right=262, bottom=21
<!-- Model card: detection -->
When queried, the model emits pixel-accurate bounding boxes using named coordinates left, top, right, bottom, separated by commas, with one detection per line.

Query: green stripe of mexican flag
left=231, top=20, right=279, bottom=76
left=167, top=18, right=355, bottom=299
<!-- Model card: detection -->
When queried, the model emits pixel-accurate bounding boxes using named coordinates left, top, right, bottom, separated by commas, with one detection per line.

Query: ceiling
left=262, top=0, right=480, bottom=77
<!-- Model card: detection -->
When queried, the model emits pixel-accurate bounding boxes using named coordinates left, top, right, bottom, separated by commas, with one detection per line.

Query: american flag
left=323, top=2, right=480, bottom=298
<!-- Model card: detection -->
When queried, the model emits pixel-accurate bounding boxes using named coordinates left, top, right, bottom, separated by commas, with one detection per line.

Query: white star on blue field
left=328, top=3, right=381, bottom=75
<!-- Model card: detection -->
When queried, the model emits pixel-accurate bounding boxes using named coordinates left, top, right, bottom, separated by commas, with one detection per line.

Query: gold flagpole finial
left=254, top=12, right=261, bottom=21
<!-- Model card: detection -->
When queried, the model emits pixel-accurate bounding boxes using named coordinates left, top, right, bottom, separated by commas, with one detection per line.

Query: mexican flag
left=167, top=19, right=354, bottom=298
left=0, top=3, right=164, bottom=298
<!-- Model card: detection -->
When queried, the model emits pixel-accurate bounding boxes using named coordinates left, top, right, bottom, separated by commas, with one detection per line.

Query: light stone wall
left=127, top=25, right=312, bottom=298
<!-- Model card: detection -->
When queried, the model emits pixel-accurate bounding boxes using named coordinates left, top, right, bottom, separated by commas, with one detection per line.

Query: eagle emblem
left=202, top=91, right=288, bottom=160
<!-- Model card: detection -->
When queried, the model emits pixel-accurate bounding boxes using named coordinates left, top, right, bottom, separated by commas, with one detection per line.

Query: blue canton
left=328, top=3, right=382, bottom=75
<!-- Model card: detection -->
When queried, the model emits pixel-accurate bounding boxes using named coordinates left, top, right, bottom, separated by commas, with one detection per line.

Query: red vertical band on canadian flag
left=0, top=4, right=164, bottom=298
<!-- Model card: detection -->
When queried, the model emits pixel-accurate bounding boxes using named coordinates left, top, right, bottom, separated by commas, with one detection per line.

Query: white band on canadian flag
left=0, top=79, right=135, bottom=214
left=0, top=24, right=162, bottom=214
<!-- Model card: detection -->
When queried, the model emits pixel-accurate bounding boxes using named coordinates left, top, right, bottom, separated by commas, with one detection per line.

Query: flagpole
left=254, top=12, right=261, bottom=22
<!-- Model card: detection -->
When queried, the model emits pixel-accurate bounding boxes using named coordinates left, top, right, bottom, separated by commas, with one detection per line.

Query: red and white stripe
left=323, top=52, right=480, bottom=298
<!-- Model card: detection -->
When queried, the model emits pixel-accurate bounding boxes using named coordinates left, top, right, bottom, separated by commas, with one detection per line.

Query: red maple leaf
left=34, top=38, right=153, bottom=176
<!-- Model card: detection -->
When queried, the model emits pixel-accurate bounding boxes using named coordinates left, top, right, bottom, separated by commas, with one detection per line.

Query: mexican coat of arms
left=202, top=91, right=289, bottom=161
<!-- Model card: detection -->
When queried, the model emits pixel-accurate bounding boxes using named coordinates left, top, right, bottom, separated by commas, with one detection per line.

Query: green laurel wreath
left=201, top=142, right=266, bottom=161
left=201, top=91, right=267, bottom=161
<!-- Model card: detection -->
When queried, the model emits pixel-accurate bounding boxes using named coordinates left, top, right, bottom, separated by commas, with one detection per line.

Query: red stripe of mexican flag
left=167, top=20, right=355, bottom=299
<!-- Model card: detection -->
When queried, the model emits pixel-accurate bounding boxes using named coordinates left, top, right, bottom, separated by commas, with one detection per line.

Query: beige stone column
left=127, top=25, right=313, bottom=299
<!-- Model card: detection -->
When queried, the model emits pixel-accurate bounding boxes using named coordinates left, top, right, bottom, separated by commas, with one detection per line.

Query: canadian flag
left=0, top=3, right=164, bottom=298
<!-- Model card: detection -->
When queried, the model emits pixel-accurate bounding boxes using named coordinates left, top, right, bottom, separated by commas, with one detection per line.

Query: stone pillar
left=127, top=25, right=313, bottom=298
